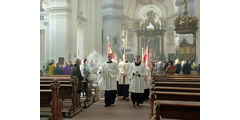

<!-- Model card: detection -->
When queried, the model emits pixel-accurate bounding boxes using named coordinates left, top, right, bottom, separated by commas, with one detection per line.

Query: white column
left=76, top=0, right=102, bottom=59
left=42, top=10, right=51, bottom=71
left=195, top=0, right=200, bottom=63
left=84, top=0, right=102, bottom=57
left=40, top=30, right=45, bottom=69
left=48, top=0, right=71, bottom=62
left=166, top=28, right=176, bottom=54
left=69, top=0, right=78, bottom=63
left=102, top=0, right=123, bottom=57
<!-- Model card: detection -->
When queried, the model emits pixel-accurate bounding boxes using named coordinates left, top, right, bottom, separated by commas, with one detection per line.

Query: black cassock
left=104, top=90, right=116, bottom=106
left=118, top=84, right=129, bottom=97
left=131, top=93, right=144, bottom=104
left=143, top=89, right=150, bottom=100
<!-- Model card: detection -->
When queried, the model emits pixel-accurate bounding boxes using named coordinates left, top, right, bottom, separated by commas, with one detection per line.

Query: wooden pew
left=152, top=74, right=200, bottom=79
left=40, top=77, right=81, bottom=117
left=40, top=75, right=98, bottom=115
left=41, top=76, right=70, bottom=81
left=150, top=75, right=200, bottom=120
left=152, top=77, right=200, bottom=82
left=154, top=86, right=200, bottom=93
left=40, top=70, right=43, bottom=76
left=154, top=91, right=200, bottom=101
left=153, top=78, right=200, bottom=83
left=152, top=75, right=200, bottom=83
left=41, top=75, right=93, bottom=103
left=40, top=80, right=71, bottom=84
left=152, top=76, right=200, bottom=84
left=40, top=80, right=63, bottom=120
left=154, top=79, right=200, bottom=82
left=152, top=100, right=200, bottom=120
left=154, top=81, right=200, bottom=88
left=150, top=89, right=200, bottom=118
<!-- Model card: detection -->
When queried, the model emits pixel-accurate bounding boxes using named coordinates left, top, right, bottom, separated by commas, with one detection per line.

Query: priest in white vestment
left=129, top=56, right=147, bottom=107
left=118, top=55, right=131, bottom=101
left=99, top=54, right=119, bottom=107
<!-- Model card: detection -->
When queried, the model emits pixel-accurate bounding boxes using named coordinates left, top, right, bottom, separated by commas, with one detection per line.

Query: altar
left=136, top=11, right=166, bottom=61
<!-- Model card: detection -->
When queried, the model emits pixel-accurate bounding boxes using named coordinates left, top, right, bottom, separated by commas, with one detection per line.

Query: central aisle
left=69, top=97, right=150, bottom=120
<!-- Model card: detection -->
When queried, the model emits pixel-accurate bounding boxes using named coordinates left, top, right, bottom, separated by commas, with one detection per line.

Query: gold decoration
left=174, top=0, right=198, bottom=34
left=174, top=0, right=199, bottom=61
left=141, top=11, right=160, bottom=30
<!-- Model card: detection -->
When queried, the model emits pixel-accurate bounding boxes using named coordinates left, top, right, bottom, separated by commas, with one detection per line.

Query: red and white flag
left=144, top=44, right=150, bottom=68
left=107, top=37, right=114, bottom=60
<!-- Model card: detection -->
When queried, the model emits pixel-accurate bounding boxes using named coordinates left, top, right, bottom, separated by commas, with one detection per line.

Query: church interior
left=40, top=0, right=200, bottom=120
left=2, top=0, right=240, bottom=120
left=40, top=0, right=200, bottom=69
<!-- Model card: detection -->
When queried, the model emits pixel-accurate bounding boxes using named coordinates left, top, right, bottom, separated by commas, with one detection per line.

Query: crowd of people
left=42, top=55, right=200, bottom=108
left=152, top=59, right=200, bottom=76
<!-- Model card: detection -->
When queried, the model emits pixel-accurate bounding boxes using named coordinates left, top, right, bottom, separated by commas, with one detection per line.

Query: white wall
left=40, top=0, right=102, bottom=68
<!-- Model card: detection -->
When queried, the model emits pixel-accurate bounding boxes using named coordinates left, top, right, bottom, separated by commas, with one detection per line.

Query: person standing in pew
left=163, top=61, right=168, bottom=72
left=175, top=60, right=181, bottom=74
left=54, top=63, right=63, bottom=75
left=80, top=58, right=90, bottom=79
left=99, top=54, right=119, bottom=107
left=80, top=58, right=91, bottom=97
left=71, top=59, right=84, bottom=94
left=180, top=60, right=185, bottom=73
left=197, top=64, right=200, bottom=76
left=63, top=62, right=71, bottom=75
left=48, top=59, right=55, bottom=76
left=183, top=60, right=191, bottom=74
left=129, top=56, right=147, bottom=107
left=165, top=61, right=176, bottom=75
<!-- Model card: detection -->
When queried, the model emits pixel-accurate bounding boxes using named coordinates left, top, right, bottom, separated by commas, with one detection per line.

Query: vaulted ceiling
left=122, top=0, right=178, bottom=20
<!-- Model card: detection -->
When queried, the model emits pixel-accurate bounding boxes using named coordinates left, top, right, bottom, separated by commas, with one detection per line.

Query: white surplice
left=118, top=61, right=131, bottom=85
left=144, top=66, right=151, bottom=89
left=99, top=62, right=119, bottom=91
left=129, top=63, right=148, bottom=93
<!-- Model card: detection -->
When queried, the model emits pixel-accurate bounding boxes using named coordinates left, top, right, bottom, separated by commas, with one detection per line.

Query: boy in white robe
left=118, top=55, right=131, bottom=100
left=99, top=54, right=119, bottom=107
left=129, top=56, right=147, bottom=107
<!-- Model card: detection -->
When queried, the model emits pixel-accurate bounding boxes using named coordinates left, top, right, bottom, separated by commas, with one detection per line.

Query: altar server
left=99, top=54, right=119, bottom=107
left=129, top=56, right=147, bottom=107
left=118, top=55, right=131, bottom=101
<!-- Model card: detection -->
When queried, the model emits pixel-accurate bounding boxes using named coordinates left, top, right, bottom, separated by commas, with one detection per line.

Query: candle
left=107, top=35, right=109, bottom=41
left=126, top=30, right=127, bottom=49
